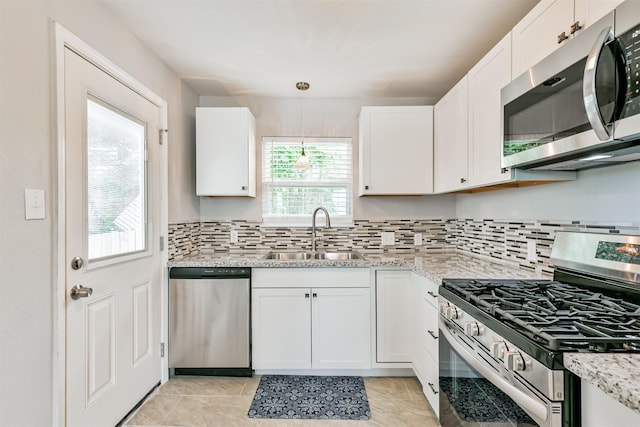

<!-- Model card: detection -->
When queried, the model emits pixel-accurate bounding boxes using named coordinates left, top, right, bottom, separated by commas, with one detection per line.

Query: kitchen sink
left=263, top=251, right=363, bottom=260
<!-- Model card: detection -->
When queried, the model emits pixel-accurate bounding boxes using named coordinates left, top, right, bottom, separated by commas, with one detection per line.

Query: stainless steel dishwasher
left=169, top=267, right=251, bottom=376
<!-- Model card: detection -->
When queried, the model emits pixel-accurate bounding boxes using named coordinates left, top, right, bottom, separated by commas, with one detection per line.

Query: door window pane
left=87, top=98, right=146, bottom=260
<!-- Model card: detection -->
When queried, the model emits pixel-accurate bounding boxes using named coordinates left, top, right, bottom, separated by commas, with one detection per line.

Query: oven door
left=439, top=318, right=562, bottom=427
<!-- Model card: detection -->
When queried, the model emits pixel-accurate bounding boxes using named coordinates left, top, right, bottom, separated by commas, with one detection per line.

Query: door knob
left=70, top=285, right=93, bottom=300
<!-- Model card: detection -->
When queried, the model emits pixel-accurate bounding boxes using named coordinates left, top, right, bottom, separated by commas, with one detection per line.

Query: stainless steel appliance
left=169, top=267, right=251, bottom=376
left=439, top=231, right=640, bottom=427
left=502, top=0, right=640, bottom=171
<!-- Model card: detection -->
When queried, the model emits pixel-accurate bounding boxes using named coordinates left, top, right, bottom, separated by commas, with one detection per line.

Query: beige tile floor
left=123, top=376, right=438, bottom=427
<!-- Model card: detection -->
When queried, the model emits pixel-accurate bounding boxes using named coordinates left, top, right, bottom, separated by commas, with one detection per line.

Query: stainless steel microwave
left=501, top=0, right=640, bottom=171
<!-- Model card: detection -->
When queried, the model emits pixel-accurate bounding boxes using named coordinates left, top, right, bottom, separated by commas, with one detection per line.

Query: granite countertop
left=564, top=353, right=640, bottom=414
left=167, top=250, right=545, bottom=284
left=168, top=251, right=639, bottom=412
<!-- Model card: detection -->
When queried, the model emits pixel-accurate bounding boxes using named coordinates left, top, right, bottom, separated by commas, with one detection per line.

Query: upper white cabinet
left=359, top=106, right=434, bottom=196
left=434, top=77, right=468, bottom=193
left=468, top=33, right=512, bottom=187
left=512, top=0, right=624, bottom=79
left=196, top=107, right=256, bottom=197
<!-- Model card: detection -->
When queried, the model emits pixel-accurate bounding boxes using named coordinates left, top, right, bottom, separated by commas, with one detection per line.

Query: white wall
left=455, top=162, right=640, bottom=223
left=0, top=1, right=196, bottom=425
left=198, top=95, right=457, bottom=221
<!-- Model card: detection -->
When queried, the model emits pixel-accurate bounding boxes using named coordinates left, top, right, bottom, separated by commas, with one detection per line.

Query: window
left=262, top=137, right=353, bottom=226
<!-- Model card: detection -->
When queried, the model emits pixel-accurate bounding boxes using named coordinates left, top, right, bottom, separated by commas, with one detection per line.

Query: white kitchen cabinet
left=512, top=0, right=623, bottom=79
left=412, top=273, right=440, bottom=417
left=468, top=33, right=512, bottom=187
left=359, top=106, right=434, bottom=196
left=196, top=107, right=256, bottom=197
left=252, top=287, right=311, bottom=369
left=375, top=270, right=412, bottom=364
left=434, top=76, right=468, bottom=193
left=580, top=379, right=640, bottom=427
left=251, top=268, right=371, bottom=370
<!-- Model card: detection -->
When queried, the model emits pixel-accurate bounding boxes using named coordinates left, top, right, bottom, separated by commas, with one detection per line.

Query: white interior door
left=64, top=47, right=162, bottom=427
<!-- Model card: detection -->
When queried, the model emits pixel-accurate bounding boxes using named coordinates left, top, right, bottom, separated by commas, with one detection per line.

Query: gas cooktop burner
left=442, top=279, right=640, bottom=352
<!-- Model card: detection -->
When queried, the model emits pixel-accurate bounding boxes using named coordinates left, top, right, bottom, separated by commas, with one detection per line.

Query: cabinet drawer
left=423, top=353, right=439, bottom=418
left=252, top=268, right=370, bottom=288
left=423, top=299, right=440, bottom=361
left=417, top=275, right=439, bottom=308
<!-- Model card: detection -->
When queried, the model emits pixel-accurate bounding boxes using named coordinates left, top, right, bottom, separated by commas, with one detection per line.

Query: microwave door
left=583, top=27, right=617, bottom=140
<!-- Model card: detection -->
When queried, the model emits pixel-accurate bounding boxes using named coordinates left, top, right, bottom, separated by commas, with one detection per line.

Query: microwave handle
left=583, top=26, right=615, bottom=141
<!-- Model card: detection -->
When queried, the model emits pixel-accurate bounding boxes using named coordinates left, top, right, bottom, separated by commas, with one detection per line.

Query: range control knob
left=446, top=305, right=460, bottom=320
left=464, top=321, right=482, bottom=336
left=504, top=351, right=526, bottom=371
left=490, top=340, right=508, bottom=360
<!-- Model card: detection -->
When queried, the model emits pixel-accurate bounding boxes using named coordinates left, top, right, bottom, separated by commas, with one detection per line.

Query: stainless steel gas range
left=438, top=231, right=640, bottom=427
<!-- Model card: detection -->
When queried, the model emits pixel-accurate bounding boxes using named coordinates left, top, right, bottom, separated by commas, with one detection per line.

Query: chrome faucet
left=311, top=206, right=331, bottom=252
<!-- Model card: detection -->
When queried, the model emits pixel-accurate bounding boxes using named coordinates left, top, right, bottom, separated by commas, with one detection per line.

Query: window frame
left=261, top=136, right=354, bottom=227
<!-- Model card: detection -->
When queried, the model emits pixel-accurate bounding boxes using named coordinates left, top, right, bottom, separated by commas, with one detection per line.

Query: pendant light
left=295, top=81, right=311, bottom=171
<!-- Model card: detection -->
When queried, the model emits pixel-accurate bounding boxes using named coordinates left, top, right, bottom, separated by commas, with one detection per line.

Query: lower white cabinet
left=252, top=268, right=371, bottom=370
left=412, top=273, right=440, bottom=417
left=580, top=379, right=640, bottom=427
left=375, top=270, right=413, bottom=363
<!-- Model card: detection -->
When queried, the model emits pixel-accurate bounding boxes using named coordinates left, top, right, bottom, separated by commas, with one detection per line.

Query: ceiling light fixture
left=295, top=81, right=311, bottom=171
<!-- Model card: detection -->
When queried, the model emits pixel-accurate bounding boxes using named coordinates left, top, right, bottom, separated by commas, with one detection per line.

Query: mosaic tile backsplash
left=169, top=219, right=639, bottom=277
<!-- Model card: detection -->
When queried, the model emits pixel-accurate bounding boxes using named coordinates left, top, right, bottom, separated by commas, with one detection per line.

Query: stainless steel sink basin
left=263, top=251, right=363, bottom=260
left=313, top=252, right=363, bottom=260
left=263, top=252, right=313, bottom=260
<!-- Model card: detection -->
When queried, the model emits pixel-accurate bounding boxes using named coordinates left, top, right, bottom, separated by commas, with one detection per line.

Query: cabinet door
left=252, top=288, right=311, bottom=369
left=376, top=270, right=412, bottom=363
left=468, top=33, right=512, bottom=187
left=511, top=0, right=574, bottom=79
left=434, top=76, right=469, bottom=193
left=359, top=106, right=433, bottom=196
left=195, top=107, right=256, bottom=197
left=575, top=0, right=624, bottom=32
left=311, top=287, right=371, bottom=369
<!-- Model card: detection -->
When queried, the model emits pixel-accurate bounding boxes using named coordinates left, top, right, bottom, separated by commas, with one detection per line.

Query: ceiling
left=102, top=0, right=539, bottom=100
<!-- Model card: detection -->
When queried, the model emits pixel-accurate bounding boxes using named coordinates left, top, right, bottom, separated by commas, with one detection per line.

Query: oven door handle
left=583, top=26, right=615, bottom=141
left=439, top=320, right=549, bottom=424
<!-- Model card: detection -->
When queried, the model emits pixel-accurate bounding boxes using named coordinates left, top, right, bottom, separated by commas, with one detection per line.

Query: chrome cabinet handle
left=428, top=330, right=439, bottom=340
left=70, top=285, right=93, bottom=300
left=427, top=383, right=438, bottom=395
left=583, top=26, right=615, bottom=141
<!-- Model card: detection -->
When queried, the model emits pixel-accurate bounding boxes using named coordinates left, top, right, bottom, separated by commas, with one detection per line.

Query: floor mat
left=247, top=375, right=371, bottom=420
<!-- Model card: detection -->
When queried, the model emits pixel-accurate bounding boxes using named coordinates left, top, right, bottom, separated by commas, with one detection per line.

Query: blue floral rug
left=247, top=375, right=371, bottom=420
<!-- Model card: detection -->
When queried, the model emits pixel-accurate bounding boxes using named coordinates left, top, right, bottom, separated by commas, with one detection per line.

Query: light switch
left=414, top=233, right=423, bottom=246
left=381, top=231, right=395, bottom=246
left=230, top=229, right=239, bottom=243
left=25, top=189, right=45, bottom=220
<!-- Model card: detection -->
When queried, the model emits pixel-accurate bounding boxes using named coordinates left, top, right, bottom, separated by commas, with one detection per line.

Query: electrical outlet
left=230, top=229, right=239, bottom=244
left=414, top=233, right=423, bottom=246
left=527, top=240, right=538, bottom=262
left=381, top=231, right=395, bottom=246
